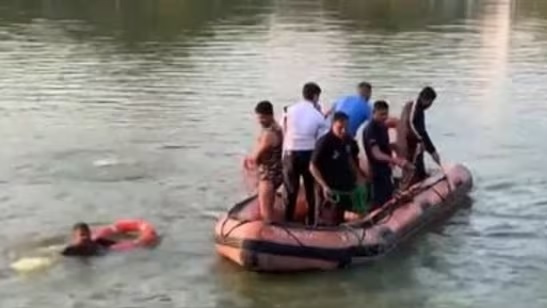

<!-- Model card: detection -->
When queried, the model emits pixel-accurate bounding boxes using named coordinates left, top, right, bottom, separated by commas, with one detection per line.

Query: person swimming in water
left=61, top=222, right=116, bottom=257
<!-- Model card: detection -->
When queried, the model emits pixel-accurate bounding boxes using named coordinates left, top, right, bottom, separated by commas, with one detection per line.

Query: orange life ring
left=93, top=219, right=158, bottom=252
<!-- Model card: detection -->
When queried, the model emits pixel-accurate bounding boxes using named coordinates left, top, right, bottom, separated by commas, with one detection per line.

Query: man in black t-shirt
left=61, top=223, right=116, bottom=257
left=363, top=101, right=410, bottom=210
left=310, top=112, right=361, bottom=225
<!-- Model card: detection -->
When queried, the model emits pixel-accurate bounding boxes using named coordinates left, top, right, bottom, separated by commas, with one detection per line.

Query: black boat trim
left=215, top=235, right=386, bottom=264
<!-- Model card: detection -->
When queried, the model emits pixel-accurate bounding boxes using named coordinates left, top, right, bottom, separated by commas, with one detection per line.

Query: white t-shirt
left=283, top=100, right=328, bottom=151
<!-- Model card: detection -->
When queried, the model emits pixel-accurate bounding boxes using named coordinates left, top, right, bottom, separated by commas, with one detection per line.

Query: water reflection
left=214, top=252, right=428, bottom=308
left=0, top=0, right=482, bottom=45
left=2, top=0, right=546, bottom=44
left=474, top=0, right=511, bottom=118
left=515, top=0, right=547, bottom=20
left=0, top=0, right=271, bottom=47
left=321, top=0, right=472, bottom=31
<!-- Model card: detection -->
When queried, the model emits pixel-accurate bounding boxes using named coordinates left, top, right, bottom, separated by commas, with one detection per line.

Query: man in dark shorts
left=62, top=223, right=116, bottom=257
left=363, top=101, right=410, bottom=210
left=309, top=112, right=361, bottom=225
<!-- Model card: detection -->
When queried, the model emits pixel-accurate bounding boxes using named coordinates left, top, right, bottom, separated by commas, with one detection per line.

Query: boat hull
left=215, top=164, right=473, bottom=272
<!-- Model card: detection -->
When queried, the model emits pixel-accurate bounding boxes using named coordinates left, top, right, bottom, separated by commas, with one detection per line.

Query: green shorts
left=332, top=185, right=370, bottom=214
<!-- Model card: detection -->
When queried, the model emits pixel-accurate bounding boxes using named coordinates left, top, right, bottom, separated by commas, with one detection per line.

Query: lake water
left=1, top=0, right=547, bottom=307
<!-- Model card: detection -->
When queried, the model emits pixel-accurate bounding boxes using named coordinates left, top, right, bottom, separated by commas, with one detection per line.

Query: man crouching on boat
left=309, top=112, right=361, bottom=225
left=244, top=101, right=284, bottom=223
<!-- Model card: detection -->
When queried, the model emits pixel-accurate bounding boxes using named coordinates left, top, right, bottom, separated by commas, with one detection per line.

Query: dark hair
left=419, top=86, right=437, bottom=101
left=332, top=111, right=349, bottom=123
left=373, top=100, right=389, bottom=111
left=358, top=82, right=372, bottom=90
left=72, top=222, right=91, bottom=233
left=255, top=100, right=274, bottom=116
left=302, top=82, right=322, bottom=101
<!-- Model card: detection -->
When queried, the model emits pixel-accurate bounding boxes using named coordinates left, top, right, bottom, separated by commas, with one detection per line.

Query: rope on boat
left=344, top=174, right=449, bottom=229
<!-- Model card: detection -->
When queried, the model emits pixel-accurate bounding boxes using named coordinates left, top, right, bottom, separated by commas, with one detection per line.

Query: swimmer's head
left=72, top=222, right=92, bottom=244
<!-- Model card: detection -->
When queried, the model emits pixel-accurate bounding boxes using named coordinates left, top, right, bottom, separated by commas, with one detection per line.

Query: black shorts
left=371, top=174, right=394, bottom=208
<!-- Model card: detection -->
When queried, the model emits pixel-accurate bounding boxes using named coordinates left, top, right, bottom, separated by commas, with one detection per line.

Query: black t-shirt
left=311, top=131, right=356, bottom=191
left=363, top=120, right=392, bottom=177
left=61, top=238, right=116, bottom=257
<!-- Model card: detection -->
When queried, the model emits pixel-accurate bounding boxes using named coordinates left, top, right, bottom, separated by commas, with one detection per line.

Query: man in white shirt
left=283, top=82, right=328, bottom=225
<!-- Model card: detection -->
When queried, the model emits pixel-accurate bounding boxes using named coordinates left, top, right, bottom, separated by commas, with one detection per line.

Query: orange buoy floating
left=93, top=219, right=158, bottom=252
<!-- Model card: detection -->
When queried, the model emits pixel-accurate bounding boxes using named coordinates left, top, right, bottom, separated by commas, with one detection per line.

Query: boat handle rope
left=345, top=174, right=448, bottom=229
left=431, top=186, right=446, bottom=203
left=340, top=223, right=367, bottom=247
left=220, top=219, right=252, bottom=239
left=220, top=193, right=261, bottom=239
left=221, top=173, right=450, bottom=247
left=273, top=224, right=306, bottom=247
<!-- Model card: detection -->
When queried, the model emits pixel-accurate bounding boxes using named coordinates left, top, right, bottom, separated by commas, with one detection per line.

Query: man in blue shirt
left=325, top=82, right=372, bottom=138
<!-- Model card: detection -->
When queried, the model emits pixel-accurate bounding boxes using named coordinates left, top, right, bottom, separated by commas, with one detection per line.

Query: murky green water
left=1, top=0, right=547, bottom=307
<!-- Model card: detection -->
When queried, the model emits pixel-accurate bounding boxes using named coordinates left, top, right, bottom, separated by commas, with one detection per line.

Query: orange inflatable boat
left=215, top=163, right=472, bottom=272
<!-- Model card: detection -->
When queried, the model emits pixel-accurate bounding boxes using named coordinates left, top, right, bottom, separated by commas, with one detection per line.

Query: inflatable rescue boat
left=215, top=163, right=472, bottom=272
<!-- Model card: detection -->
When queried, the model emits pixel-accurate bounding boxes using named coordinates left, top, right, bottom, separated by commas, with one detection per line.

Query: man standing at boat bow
left=396, top=87, right=441, bottom=190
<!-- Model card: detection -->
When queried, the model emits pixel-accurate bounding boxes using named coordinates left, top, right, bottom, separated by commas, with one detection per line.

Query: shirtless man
left=244, top=101, right=283, bottom=222
left=396, top=87, right=441, bottom=189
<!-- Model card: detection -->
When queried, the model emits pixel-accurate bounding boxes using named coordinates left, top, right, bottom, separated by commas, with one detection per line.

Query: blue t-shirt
left=332, top=95, right=371, bottom=138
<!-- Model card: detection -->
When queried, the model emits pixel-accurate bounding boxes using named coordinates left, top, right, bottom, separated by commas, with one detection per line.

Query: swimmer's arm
left=96, top=238, right=116, bottom=247
left=61, top=246, right=77, bottom=256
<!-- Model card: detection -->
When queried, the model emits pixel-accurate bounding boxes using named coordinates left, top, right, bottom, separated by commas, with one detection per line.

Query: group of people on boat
left=244, top=82, right=441, bottom=226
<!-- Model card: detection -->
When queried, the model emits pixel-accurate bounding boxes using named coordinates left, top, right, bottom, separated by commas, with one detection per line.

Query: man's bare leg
left=258, top=180, right=275, bottom=223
